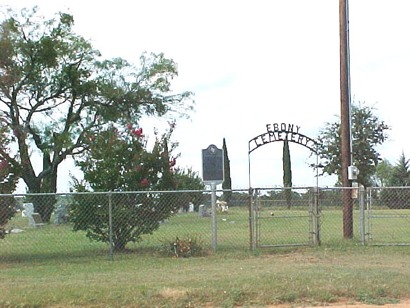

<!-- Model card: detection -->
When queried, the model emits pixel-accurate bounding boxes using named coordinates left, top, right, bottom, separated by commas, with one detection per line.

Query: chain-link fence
left=1, top=186, right=410, bottom=262
left=249, top=186, right=410, bottom=248
left=364, top=187, right=410, bottom=246
left=0, top=189, right=251, bottom=262
left=318, top=187, right=362, bottom=243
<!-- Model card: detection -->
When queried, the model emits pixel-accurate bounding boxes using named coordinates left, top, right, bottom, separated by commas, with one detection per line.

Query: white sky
left=2, top=0, right=410, bottom=191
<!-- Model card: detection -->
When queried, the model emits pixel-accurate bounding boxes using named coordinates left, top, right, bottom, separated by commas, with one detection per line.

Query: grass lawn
left=1, top=206, right=410, bottom=307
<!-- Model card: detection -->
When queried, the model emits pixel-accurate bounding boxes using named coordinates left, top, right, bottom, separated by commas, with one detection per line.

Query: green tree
left=0, top=7, right=193, bottom=222
left=222, top=138, right=232, bottom=203
left=0, top=117, right=19, bottom=237
left=373, top=159, right=394, bottom=187
left=282, top=140, right=292, bottom=208
left=173, top=167, right=205, bottom=211
left=390, top=153, right=410, bottom=186
left=380, top=153, right=410, bottom=209
left=70, top=122, right=184, bottom=251
left=315, top=102, right=390, bottom=187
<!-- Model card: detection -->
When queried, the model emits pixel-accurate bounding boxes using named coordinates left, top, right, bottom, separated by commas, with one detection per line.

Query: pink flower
left=0, top=160, right=8, bottom=170
left=127, top=123, right=133, bottom=130
left=140, top=178, right=149, bottom=187
left=132, top=128, right=143, bottom=138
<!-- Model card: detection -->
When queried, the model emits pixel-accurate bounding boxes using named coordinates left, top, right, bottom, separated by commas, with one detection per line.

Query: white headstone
left=22, top=203, right=34, bottom=217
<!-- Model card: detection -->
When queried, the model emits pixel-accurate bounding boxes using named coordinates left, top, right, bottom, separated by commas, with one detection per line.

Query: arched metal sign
left=248, top=122, right=319, bottom=188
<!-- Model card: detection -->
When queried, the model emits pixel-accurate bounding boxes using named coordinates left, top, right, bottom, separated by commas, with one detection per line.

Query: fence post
left=249, top=188, right=256, bottom=250
left=108, top=192, right=114, bottom=260
left=311, top=187, right=321, bottom=245
left=210, top=183, right=217, bottom=252
left=358, top=185, right=366, bottom=245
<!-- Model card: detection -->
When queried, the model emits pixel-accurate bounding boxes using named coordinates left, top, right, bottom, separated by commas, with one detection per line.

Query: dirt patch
left=158, top=287, right=188, bottom=300
left=269, top=298, right=410, bottom=307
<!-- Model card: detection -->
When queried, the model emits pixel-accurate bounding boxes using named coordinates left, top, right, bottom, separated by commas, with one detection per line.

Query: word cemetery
left=248, top=122, right=317, bottom=153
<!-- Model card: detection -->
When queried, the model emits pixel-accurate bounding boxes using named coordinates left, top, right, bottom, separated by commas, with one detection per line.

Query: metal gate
left=363, top=187, right=410, bottom=246
left=250, top=187, right=320, bottom=248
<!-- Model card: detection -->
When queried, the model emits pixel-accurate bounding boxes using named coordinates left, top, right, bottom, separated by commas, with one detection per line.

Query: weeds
left=158, top=235, right=205, bottom=258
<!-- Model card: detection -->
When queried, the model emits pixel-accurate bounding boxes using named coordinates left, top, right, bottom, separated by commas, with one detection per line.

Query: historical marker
left=202, top=144, right=224, bottom=184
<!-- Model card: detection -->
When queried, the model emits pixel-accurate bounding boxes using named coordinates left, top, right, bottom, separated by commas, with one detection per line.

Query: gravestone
left=21, top=203, right=34, bottom=217
left=31, top=213, right=45, bottom=227
left=22, top=203, right=45, bottom=227
left=198, top=204, right=210, bottom=217
left=54, top=204, right=69, bottom=224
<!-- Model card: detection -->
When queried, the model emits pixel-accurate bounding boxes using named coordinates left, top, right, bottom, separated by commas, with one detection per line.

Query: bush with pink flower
left=70, top=121, right=203, bottom=251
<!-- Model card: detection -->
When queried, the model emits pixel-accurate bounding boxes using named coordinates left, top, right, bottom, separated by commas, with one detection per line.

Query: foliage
left=226, top=191, right=249, bottom=207
left=0, top=117, right=19, bottom=234
left=70, top=191, right=182, bottom=251
left=70, top=123, right=186, bottom=250
left=173, top=167, right=205, bottom=211
left=373, top=159, right=394, bottom=187
left=265, top=189, right=303, bottom=207
left=222, top=138, right=232, bottom=203
left=75, top=123, right=180, bottom=192
left=315, top=102, right=390, bottom=187
left=389, top=153, right=410, bottom=186
left=0, top=7, right=193, bottom=222
left=380, top=153, right=410, bottom=209
left=282, top=140, right=292, bottom=207
left=158, top=235, right=205, bottom=258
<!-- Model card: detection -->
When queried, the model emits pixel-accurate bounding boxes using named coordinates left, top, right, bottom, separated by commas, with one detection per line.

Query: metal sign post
left=202, top=144, right=224, bottom=252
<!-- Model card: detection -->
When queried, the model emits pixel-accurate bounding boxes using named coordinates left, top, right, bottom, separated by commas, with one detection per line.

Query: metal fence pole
left=249, top=188, right=256, bottom=250
left=108, top=192, right=114, bottom=260
left=210, top=183, right=217, bottom=252
left=312, top=187, right=321, bottom=245
left=358, top=185, right=365, bottom=245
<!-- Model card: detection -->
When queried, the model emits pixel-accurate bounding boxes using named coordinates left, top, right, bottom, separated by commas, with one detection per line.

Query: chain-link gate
left=363, top=187, right=410, bottom=246
left=247, top=122, right=322, bottom=249
left=250, top=187, right=320, bottom=248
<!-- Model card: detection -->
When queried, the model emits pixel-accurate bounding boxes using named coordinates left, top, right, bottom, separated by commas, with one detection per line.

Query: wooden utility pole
left=339, top=0, right=353, bottom=238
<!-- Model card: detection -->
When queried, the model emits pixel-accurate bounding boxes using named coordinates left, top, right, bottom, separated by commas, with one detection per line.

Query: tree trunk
left=24, top=169, right=58, bottom=223
left=39, top=172, right=58, bottom=222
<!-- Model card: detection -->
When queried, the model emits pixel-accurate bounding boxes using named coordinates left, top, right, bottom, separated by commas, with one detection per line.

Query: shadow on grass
left=0, top=247, right=110, bottom=264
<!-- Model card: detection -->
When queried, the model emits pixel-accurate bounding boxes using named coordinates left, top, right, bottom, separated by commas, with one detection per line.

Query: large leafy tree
left=0, top=7, right=193, bottom=221
left=315, top=103, right=390, bottom=187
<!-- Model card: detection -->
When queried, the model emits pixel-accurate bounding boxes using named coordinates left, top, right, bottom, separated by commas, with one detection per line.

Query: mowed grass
left=1, top=206, right=410, bottom=307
